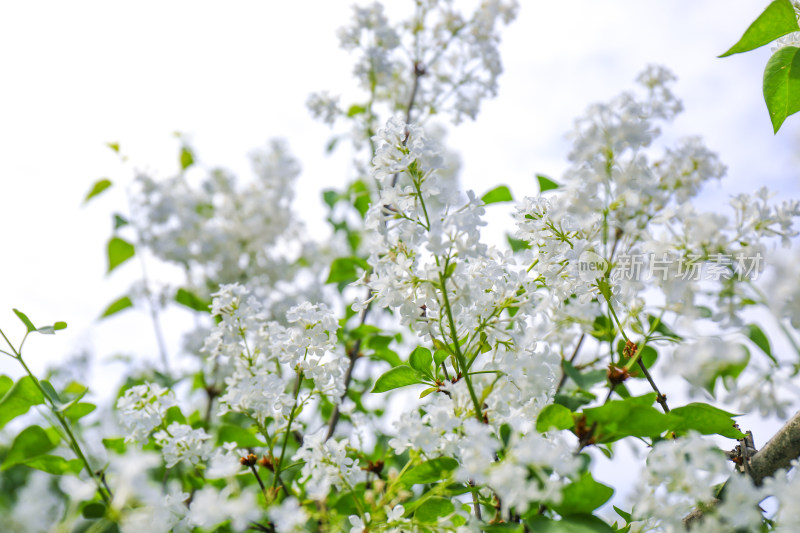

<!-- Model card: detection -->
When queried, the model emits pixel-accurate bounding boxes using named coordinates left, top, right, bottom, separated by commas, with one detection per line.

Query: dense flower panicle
left=269, top=497, right=310, bottom=532
left=132, top=140, right=309, bottom=316
left=631, top=433, right=731, bottom=531
left=763, top=461, right=800, bottom=532
left=668, top=338, right=748, bottom=392
left=202, top=284, right=346, bottom=426
left=187, top=486, right=261, bottom=531
left=293, top=431, right=364, bottom=500
left=153, top=423, right=214, bottom=468
left=116, top=382, right=178, bottom=443
left=316, top=0, right=518, bottom=135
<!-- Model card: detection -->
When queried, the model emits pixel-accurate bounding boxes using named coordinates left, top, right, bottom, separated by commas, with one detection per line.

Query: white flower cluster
left=202, top=283, right=348, bottom=426
left=153, top=422, right=214, bottom=468
left=292, top=430, right=364, bottom=501
left=116, top=382, right=177, bottom=443
left=313, top=0, right=518, bottom=129
left=631, top=433, right=732, bottom=531
left=132, top=140, right=304, bottom=308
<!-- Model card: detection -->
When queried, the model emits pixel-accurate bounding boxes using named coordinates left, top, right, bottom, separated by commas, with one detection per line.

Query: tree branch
left=683, top=409, right=800, bottom=528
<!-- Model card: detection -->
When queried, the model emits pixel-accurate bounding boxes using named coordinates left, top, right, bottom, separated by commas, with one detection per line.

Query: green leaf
left=537, top=403, right=575, bottom=432
left=582, top=394, right=670, bottom=442
left=84, top=179, right=113, bottom=204
left=414, top=497, right=455, bottom=522
left=99, top=296, right=134, bottom=319
left=720, top=0, right=800, bottom=57
left=0, top=375, right=12, bottom=397
left=107, top=237, right=135, bottom=274
left=346, top=104, right=366, bottom=117
left=552, top=472, right=614, bottom=516
left=433, top=349, right=449, bottom=366
left=164, top=405, right=186, bottom=425
left=562, top=360, right=606, bottom=390
left=326, top=256, right=369, bottom=285
left=668, top=403, right=745, bottom=439
left=537, top=174, right=560, bottom=192
left=400, top=457, right=459, bottom=485
left=0, top=376, right=45, bottom=429
left=614, top=505, right=632, bottom=523
left=746, top=323, right=777, bottom=364
left=647, top=315, right=682, bottom=340
left=12, top=308, right=37, bottom=332
left=102, top=437, right=127, bottom=454
left=482, top=525, right=524, bottom=532
left=82, top=502, right=107, bottom=519
left=40, top=380, right=61, bottom=404
left=526, top=515, right=615, bottom=533
left=113, top=213, right=129, bottom=229
left=217, top=425, right=266, bottom=448
left=23, top=455, right=83, bottom=476
left=554, top=390, right=596, bottom=411
left=180, top=146, right=194, bottom=170
left=409, top=346, right=433, bottom=377
left=371, top=365, right=426, bottom=393
left=54, top=321, right=67, bottom=331
left=2, top=425, right=58, bottom=470
left=106, top=142, right=120, bottom=153
left=481, top=185, right=514, bottom=205
left=764, top=45, right=800, bottom=133
left=63, top=402, right=97, bottom=421
left=175, top=288, right=211, bottom=313
left=322, top=189, right=339, bottom=209
left=349, top=180, right=371, bottom=218
left=507, top=234, right=531, bottom=252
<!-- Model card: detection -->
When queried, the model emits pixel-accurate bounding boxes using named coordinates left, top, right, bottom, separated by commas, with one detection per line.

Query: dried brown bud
left=622, top=340, right=638, bottom=360
left=258, top=455, right=275, bottom=471
left=607, top=364, right=631, bottom=385
left=240, top=453, right=258, bottom=467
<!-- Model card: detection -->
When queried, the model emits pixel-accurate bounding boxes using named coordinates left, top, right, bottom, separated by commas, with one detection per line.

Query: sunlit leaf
left=764, top=45, right=800, bottom=133
left=83, top=178, right=113, bottom=204
left=107, top=237, right=135, bottom=274
left=720, top=0, right=800, bottom=57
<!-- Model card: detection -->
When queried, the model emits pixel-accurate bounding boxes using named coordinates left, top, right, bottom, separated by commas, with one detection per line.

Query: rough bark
left=682, top=409, right=800, bottom=529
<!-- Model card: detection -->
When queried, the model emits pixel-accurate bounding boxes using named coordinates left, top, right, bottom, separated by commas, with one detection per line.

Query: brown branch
left=324, top=293, right=370, bottom=441
left=555, top=334, right=585, bottom=396
left=683, top=409, right=800, bottom=529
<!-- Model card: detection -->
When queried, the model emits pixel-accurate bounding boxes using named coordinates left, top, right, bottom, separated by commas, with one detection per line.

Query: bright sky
left=1, top=0, right=798, bottom=513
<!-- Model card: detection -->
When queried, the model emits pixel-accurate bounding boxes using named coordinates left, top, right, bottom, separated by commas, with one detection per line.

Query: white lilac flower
left=293, top=430, right=363, bottom=500
left=9, top=471, right=64, bottom=533
left=153, top=423, right=214, bottom=468
left=631, top=432, right=730, bottom=531
left=206, top=442, right=244, bottom=479
left=269, top=497, right=309, bottom=532
left=306, top=91, right=340, bottom=126
left=120, top=487, right=190, bottom=533
left=116, top=382, right=177, bottom=443
left=187, top=486, right=260, bottom=531
left=763, top=461, right=800, bottom=531
left=668, top=337, right=748, bottom=393
left=348, top=513, right=370, bottom=533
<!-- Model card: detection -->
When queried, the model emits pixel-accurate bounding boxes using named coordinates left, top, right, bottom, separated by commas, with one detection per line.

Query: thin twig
left=325, top=293, right=371, bottom=441
left=555, top=333, right=585, bottom=395
left=636, top=359, right=669, bottom=413
left=683, top=409, right=800, bottom=528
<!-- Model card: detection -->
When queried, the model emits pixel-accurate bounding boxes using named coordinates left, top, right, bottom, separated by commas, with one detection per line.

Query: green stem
left=2, top=332, right=112, bottom=505
left=438, top=270, right=483, bottom=423
left=273, top=368, right=304, bottom=489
